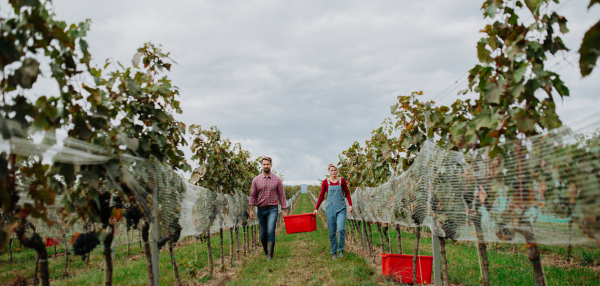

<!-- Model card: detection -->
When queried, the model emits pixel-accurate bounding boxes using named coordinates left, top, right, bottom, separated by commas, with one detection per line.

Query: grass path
left=2, top=192, right=598, bottom=285
left=227, top=194, right=392, bottom=286
left=2, top=210, right=268, bottom=285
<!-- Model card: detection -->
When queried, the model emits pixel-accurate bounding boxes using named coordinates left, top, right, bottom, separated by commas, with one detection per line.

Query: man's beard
left=263, top=168, right=271, bottom=174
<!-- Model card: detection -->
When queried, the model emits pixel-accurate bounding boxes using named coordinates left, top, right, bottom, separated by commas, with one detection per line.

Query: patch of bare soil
left=0, top=275, right=28, bottom=286
left=542, top=253, right=600, bottom=272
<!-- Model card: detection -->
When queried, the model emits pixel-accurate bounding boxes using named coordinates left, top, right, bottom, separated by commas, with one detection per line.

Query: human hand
left=283, top=209, right=288, bottom=216
left=249, top=210, right=255, bottom=220
left=348, top=206, right=353, bottom=213
left=313, top=209, right=318, bottom=215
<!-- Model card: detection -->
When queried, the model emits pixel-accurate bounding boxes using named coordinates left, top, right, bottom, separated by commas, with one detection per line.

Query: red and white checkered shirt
left=249, top=172, right=287, bottom=209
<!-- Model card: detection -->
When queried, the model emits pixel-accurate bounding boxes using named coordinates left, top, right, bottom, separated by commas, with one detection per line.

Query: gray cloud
left=42, top=0, right=600, bottom=185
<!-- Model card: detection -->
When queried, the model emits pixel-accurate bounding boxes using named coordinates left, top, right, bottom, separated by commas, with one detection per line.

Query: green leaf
left=516, top=1, right=524, bottom=8
left=10, top=58, right=41, bottom=89
left=514, top=110, right=535, bottom=133
left=483, top=81, right=505, bottom=104
left=579, top=20, right=600, bottom=77
left=477, top=39, right=494, bottom=64
left=558, top=17, right=569, bottom=34
left=156, top=110, right=169, bottom=122
left=132, top=53, right=141, bottom=67
left=8, top=0, right=40, bottom=8
left=510, top=84, right=525, bottom=98
left=484, top=1, right=497, bottom=18
left=525, top=0, right=542, bottom=20
left=474, top=114, right=494, bottom=130
left=126, top=79, right=142, bottom=95
left=513, top=64, right=528, bottom=83
left=552, top=77, right=569, bottom=97
left=0, top=37, right=22, bottom=68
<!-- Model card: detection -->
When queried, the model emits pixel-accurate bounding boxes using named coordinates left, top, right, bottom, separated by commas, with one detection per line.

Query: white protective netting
left=342, top=124, right=600, bottom=246
left=1, top=127, right=299, bottom=250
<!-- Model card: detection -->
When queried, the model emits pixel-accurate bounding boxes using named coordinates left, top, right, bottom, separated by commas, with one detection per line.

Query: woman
left=313, top=164, right=353, bottom=259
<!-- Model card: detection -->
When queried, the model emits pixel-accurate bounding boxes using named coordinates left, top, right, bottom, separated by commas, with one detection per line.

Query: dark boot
left=267, top=241, right=275, bottom=261
left=261, top=240, right=268, bottom=258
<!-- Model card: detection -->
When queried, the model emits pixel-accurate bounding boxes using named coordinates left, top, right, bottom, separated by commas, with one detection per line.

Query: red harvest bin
left=381, top=253, right=433, bottom=284
left=283, top=213, right=317, bottom=234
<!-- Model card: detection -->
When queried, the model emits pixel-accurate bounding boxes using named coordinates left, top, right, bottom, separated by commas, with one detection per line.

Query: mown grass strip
left=2, top=222, right=258, bottom=285
left=2, top=193, right=598, bottom=285
left=227, top=194, right=392, bottom=286
left=350, top=221, right=600, bottom=286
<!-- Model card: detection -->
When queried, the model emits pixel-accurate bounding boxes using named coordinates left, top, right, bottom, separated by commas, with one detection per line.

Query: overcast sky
left=25, top=0, right=600, bottom=185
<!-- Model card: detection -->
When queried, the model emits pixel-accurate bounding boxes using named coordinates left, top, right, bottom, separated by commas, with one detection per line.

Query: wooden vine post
left=8, top=238, right=12, bottom=265
left=236, top=226, right=241, bottom=259
left=63, top=233, right=69, bottom=277
left=432, top=235, right=443, bottom=286
left=141, top=222, right=154, bottom=286
left=207, top=232, right=213, bottom=276
left=103, top=225, right=115, bottom=286
left=383, top=224, right=391, bottom=253
left=168, top=238, right=183, bottom=286
left=151, top=187, right=160, bottom=286
left=126, top=229, right=130, bottom=258
left=438, top=237, right=449, bottom=286
left=33, top=253, right=40, bottom=286
left=366, top=222, right=375, bottom=263
left=220, top=228, right=225, bottom=269
left=412, top=226, right=421, bottom=285
left=567, top=219, right=573, bottom=263
left=243, top=225, right=247, bottom=255
left=395, top=225, right=403, bottom=254
left=376, top=222, right=385, bottom=253
left=229, top=228, right=234, bottom=266
left=360, top=221, right=368, bottom=251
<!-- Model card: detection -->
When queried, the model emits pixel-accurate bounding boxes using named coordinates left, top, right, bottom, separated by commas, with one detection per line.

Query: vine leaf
left=525, top=0, right=542, bottom=20
left=132, top=53, right=141, bottom=67
left=579, top=20, right=600, bottom=77
left=9, top=58, right=41, bottom=89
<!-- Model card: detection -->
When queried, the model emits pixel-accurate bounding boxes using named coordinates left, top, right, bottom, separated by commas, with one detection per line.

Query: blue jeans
left=258, top=206, right=278, bottom=242
left=326, top=204, right=346, bottom=254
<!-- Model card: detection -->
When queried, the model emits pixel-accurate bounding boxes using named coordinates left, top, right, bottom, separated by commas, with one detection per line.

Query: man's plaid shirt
left=249, top=172, right=287, bottom=208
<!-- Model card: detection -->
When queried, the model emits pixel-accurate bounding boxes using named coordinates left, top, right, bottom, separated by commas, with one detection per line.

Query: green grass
left=227, top=194, right=390, bottom=286
left=349, top=219, right=600, bottom=286
left=1, top=221, right=261, bottom=285
left=2, top=194, right=598, bottom=285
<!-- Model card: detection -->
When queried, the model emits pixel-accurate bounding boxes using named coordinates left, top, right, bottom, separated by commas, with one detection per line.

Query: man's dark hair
left=261, top=157, right=272, bottom=164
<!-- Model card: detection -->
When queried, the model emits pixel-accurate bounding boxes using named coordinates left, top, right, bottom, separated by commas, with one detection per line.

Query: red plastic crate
left=283, top=213, right=317, bottom=234
left=381, top=253, right=433, bottom=284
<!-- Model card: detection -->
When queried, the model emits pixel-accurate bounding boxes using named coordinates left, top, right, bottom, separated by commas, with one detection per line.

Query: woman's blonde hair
left=328, top=164, right=338, bottom=171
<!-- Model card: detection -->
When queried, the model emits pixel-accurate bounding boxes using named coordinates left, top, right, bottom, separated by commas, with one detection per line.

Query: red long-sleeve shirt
left=315, top=178, right=352, bottom=210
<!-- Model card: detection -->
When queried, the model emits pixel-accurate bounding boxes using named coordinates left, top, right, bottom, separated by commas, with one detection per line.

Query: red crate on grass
left=381, top=253, right=433, bottom=284
left=283, top=213, right=317, bottom=234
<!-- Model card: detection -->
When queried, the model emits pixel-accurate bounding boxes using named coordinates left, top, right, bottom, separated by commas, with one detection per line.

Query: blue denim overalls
left=326, top=178, right=347, bottom=255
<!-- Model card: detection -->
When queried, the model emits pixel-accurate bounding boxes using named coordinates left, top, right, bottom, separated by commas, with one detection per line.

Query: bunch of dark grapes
left=124, top=207, right=143, bottom=230
left=411, top=204, right=426, bottom=225
left=157, top=236, right=169, bottom=250
left=112, top=195, right=125, bottom=209
left=73, top=232, right=100, bottom=259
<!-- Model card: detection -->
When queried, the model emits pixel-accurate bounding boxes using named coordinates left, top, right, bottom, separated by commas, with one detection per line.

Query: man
left=248, top=157, right=287, bottom=260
